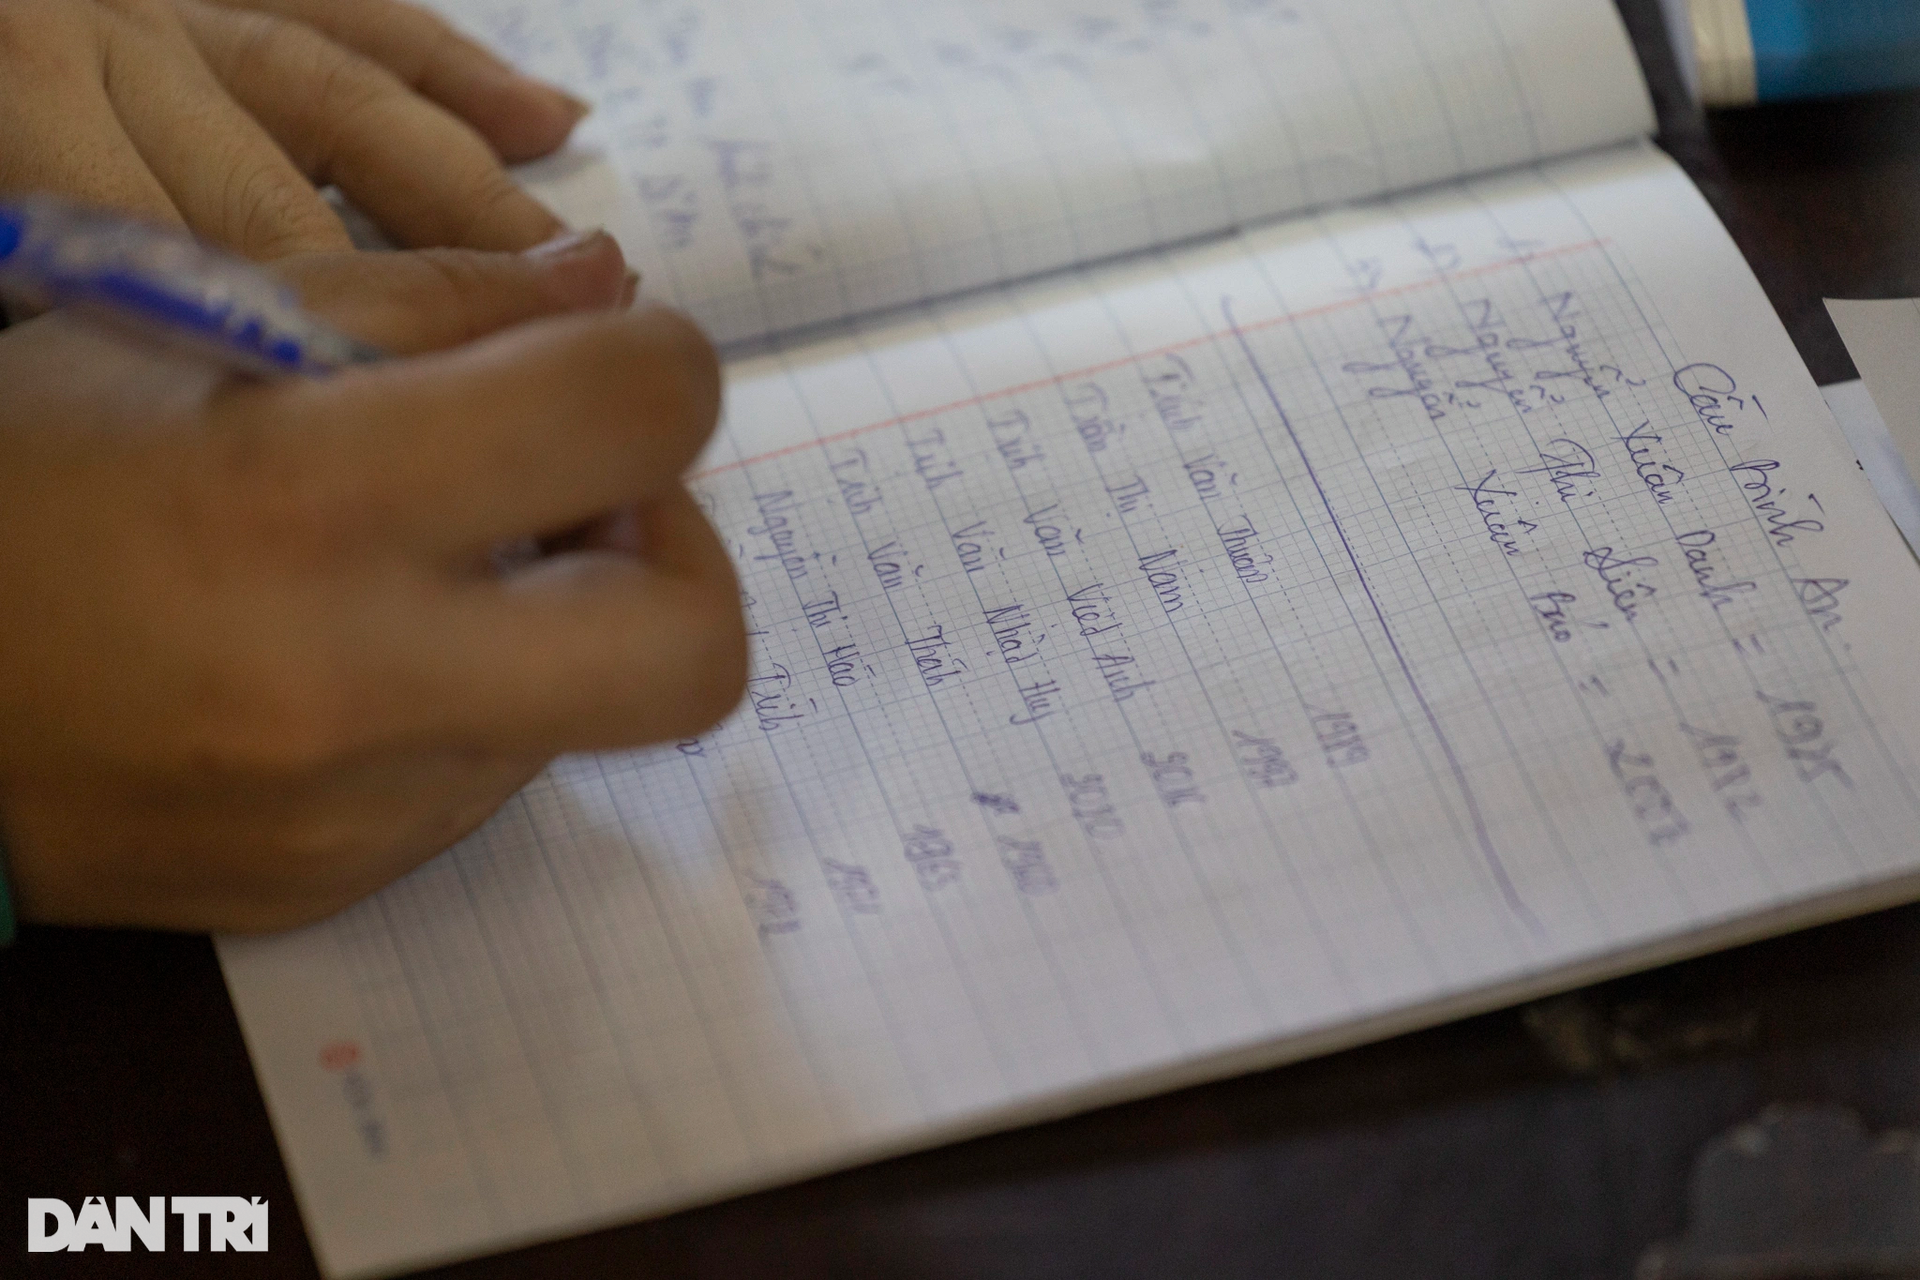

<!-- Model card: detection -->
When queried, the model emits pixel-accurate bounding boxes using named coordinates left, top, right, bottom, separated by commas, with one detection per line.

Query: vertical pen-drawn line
left=1222, top=296, right=1542, bottom=935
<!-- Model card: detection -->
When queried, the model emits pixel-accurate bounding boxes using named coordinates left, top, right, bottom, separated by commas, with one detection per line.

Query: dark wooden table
left=10, top=3, right=1920, bottom=1276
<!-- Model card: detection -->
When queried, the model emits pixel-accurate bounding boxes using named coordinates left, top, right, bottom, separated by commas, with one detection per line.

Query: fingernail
left=498, top=67, right=592, bottom=123
left=524, top=79, right=592, bottom=123
left=524, top=228, right=628, bottom=311
left=523, top=227, right=607, bottom=263
left=618, top=269, right=640, bottom=310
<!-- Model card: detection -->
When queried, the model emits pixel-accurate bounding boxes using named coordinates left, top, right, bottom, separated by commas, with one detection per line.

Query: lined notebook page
left=222, top=141, right=1920, bottom=1277
left=436, top=0, right=1653, bottom=342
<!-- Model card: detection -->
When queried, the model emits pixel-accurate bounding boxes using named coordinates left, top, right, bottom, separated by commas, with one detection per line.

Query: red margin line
left=695, top=239, right=1608, bottom=481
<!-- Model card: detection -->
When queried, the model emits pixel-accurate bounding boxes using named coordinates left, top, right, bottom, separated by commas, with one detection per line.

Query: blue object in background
left=1752, top=0, right=1920, bottom=100
left=1670, top=0, right=1920, bottom=106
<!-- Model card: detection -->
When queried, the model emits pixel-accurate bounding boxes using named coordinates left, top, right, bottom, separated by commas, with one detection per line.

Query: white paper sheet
left=1827, top=300, right=1920, bottom=551
left=1819, top=378, right=1920, bottom=556
left=221, top=142, right=1920, bottom=1277
left=447, top=0, right=1653, bottom=343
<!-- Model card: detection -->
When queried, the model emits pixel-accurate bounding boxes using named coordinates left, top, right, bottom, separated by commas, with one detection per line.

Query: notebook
left=218, top=2, right=1920, bottom=1275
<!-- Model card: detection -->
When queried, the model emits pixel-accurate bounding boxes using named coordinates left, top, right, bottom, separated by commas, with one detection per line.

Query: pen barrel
left=1678, top=0, right=1920, bottom=107
left=0, top=196, right=381, bottom=376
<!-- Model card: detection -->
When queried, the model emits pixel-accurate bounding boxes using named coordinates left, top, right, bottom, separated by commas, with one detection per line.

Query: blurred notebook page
left=434, top=0, right=1653, bottom=343
left=221, top=142, right=1920, bottom=1278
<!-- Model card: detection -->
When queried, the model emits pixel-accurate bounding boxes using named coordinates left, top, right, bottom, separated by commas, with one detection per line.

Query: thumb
left=275, top=230, right=638, bottom=356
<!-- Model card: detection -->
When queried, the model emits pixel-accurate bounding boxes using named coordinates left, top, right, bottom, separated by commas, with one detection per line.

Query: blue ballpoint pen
left=0, top=195, right=384, bottom=377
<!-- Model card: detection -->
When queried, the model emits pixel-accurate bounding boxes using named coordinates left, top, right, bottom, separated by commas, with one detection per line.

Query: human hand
left=0, top=0, right=585, bottom=258
left=0, top=233, right=746, bottom=932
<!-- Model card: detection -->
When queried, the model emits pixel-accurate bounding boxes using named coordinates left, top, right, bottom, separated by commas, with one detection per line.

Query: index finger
left=0, top=5, right=183, bottom=227
left=183, top=5, right=564, bottom=250
left=194, top=0, right=586, bottom=161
